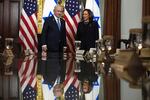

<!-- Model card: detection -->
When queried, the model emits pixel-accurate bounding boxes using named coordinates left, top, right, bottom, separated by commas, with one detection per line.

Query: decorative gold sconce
left=3, top=38, right=14, bottom=57
left=95, top=35, right=114, bottom=74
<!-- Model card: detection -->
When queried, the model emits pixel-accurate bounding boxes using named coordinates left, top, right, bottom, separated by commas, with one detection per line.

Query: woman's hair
left=81, top=9, right=94, bottom=22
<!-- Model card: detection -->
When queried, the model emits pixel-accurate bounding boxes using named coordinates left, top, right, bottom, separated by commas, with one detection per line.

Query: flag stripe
left=20, top=14, right=35, bottom=49
left=66, top=33, right=75, bottom=52
left=64, top=13, right=77, bottom=35
left=64, top=57, right=80, bottom=95
left=21, top=11, right=38, bottom=52
left=29, top=16, right=38, bottom=50
left=19, top=0, right=38, bottom=53
left=64, top=0, right=80, bottom=53
left=22, top=60, right=30, bottom=75
left=18, top=56, right=37, bottom=92
left=19, top=25, right=34, bottom=50
left=74, top=14, right=80, bottom=26
left=66, top=37, right=74, bottom=53
left=95, top=0, right=99, bottom=7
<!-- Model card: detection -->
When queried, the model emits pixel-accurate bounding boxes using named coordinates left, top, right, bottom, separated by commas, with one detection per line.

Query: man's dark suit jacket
left=37, top=53, right=66, bottom=85
left=41, top=15, right=66, bottom=52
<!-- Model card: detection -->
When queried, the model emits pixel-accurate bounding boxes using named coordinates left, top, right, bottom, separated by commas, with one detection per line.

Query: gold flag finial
left=57, top=0, right=62, bottom=5
left=57, top=0, right=65, bottom=6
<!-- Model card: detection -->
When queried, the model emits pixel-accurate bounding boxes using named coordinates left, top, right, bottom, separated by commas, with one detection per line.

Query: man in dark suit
left=37, top=52, right=66, bottom=86
left=41, top=4, right=66, bottom=55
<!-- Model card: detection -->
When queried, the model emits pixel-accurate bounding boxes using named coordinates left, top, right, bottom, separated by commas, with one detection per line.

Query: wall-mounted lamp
left=3, top=38, right=14, bottom=57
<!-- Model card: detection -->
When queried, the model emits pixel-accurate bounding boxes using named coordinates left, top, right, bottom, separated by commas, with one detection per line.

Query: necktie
left=57, top=18, right=61, bottom=30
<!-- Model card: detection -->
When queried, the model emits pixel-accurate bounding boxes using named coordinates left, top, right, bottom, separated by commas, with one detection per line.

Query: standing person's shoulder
left=43, top=17, right=49, bottom=22
left=60, top=17, right=65, bottom=22
left=92, top=20, right=98, bottom=24
left=44, top=16, right=54, bottom=21
left=92, top=20, right=99, bottom=26
left=78, top=21, right=84, bottom=25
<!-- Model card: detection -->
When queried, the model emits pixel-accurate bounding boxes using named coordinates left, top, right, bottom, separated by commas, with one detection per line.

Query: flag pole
left=37, top=0, right=44, bottom=34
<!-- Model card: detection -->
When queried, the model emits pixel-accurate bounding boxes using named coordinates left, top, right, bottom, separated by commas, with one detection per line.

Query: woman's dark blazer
left=76, top=21, right=99, bottom=51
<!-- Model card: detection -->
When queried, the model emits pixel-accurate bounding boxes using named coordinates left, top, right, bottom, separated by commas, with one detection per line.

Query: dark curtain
left=142, top=0, right=150, bottom=16
left=142, top=0, right=150, bottom=46
left=103, top=0, right=121, bottom=100
left=103, top=0, right=121, bottom=51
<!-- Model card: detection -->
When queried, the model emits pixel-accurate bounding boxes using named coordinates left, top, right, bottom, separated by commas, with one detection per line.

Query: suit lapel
left=51, top=16, right=60, bottom=31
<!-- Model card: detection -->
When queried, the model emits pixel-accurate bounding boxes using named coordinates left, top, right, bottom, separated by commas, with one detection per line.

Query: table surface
left=0, top=52, right=149, bottom=100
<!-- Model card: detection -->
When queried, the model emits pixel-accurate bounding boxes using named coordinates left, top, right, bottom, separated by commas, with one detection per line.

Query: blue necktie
left=57, top=18, right=61, bottom=30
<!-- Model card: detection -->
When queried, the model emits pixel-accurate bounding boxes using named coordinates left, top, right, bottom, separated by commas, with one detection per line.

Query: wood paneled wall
left=0, top=0, right=22, bottom=99
left=0, top=0, right=22, bottom=53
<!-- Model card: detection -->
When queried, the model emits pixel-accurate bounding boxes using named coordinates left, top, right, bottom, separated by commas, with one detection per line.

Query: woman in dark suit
left=77, top=60, right=98, bottom=94
left=41, top=4, right=66, bottom=54
left=76, top=9, right=99, bottom=52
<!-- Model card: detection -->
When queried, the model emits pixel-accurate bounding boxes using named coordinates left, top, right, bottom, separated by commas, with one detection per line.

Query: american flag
left=18, top=55, right=38, bottom=93
left=64, top=57, right=80, bottom=99
left=23, top=84, right=36, bottom=100
left=64, top=0, right=80, bottom=53
left=19, top=0, right=38, bottom=53
left=65, top=84, right=79, bottom=100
